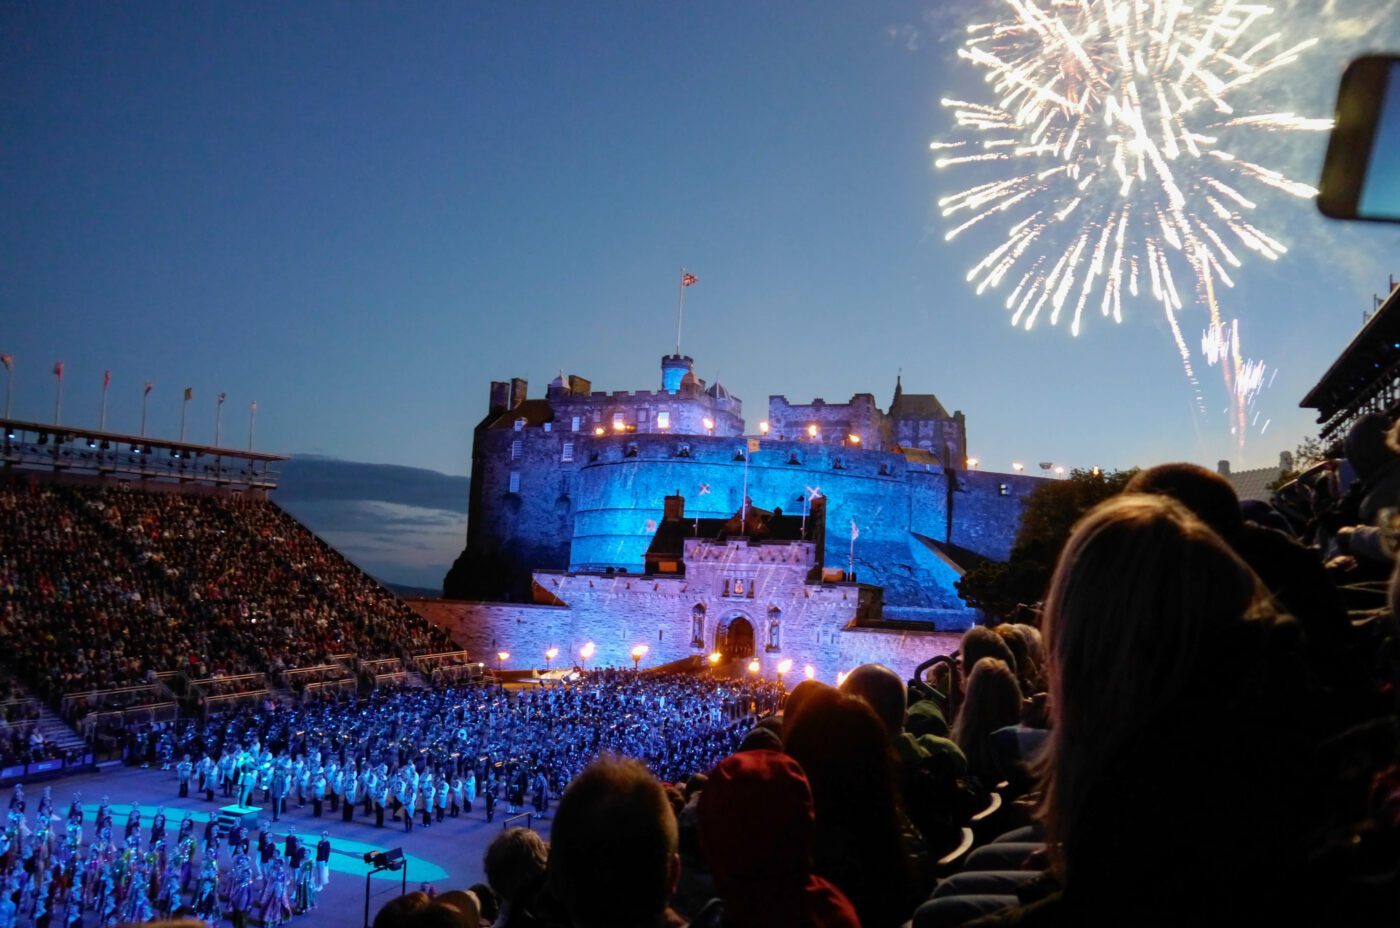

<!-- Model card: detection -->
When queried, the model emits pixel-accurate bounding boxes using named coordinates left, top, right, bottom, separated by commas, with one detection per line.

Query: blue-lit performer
left=314, top=832, right=331, bottom=891
left=175, top=755, right=193, bottom=798
left=258, top=853, right=293, bottom=928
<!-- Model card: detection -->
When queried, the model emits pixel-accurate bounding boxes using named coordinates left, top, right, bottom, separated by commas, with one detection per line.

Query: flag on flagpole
left=250, top=401, right=257, bottom=413
left=1, top=355, right=12, bottom=371
left=850, top=520, right=859, bottom=541
left=806, top=485, right=822, bottom=500
left=145, top=381, right=153, bottom=395
left=53, top=362, right=63, bottom=379
left=183, top=387, right=193, bottom=401
left=698, top=483, right=711, bottom=496
left=217, top=392, right=226, bottom=405
left=103, top=370, right=111, bottom=387
left=681, top=273, right=698, bottom=287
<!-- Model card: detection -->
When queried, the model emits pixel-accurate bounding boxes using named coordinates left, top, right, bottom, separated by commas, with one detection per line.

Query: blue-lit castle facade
left=442, top=354, right=1038, bottom=630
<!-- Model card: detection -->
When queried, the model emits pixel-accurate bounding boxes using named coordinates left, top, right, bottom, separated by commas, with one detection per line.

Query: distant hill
left=272, top=456, right=468, bottom=593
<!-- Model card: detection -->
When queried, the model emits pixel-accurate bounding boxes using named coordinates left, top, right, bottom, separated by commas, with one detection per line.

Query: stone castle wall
left=406, top=594, right=961, bottom=684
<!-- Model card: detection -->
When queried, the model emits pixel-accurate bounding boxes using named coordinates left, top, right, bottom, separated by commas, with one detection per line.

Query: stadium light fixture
left=580, top=641, right=595, bottom=670
left=545, top=647, right=558, bottom=672
left=803, top=664, right=815, bottom=680
left=747, top=658, right=760, bottom=675
left=631, top=644, right=648, bottom=672
left=707, top=652, right=721, bottom=667
left=496, top=651, right=509, bottom=671
left=759, top=421, right=769, bottom=435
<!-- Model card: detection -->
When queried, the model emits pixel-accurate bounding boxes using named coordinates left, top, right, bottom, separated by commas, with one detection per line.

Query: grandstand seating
left=0, top=477, right=458, bottom=720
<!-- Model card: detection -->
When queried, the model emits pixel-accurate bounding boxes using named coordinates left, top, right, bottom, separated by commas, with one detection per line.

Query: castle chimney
left=509, top=378, right=528, bottom=409
left=1217, top=459, right=1231, bottom=476
left=489, top=381, right=511, bottom=415
left=663, top=492, right=685, bottom=521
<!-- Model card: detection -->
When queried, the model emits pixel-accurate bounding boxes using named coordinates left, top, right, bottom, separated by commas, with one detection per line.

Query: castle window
left=561, top=441, right=574, bottom=463
left=747, top=582, right=755, bottom=599
left=690, top=604, right=705, bottom=647
left=543, top=422, right=552, bottom=432
left=656, top=411, right=670, bottom=430
left=721, top=579, right=730, bottom=597
left=508, top=471, right=521, bottom=494
left=510, top=440, right=522, bottom=461
left=676, top=443, right=692, bottom=458
left=613, top=412, right=625, bottom=431
left=571, top=416, right=580, bottom=432
left=514, top=418, right=525, bottom=431
left=832, top=456, right=845, bottom=470
left=766, top=608, right=781, bottom=651
left=626, top=442, right=639, bottom=458
left=998, top=483, right=1009, bottom=496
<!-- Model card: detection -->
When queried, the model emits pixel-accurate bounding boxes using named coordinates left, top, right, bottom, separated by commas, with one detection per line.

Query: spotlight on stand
left=362, top=848, right=407, bottom=928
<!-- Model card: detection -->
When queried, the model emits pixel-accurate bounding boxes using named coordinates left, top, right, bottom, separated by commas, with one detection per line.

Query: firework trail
left=934, top=0, right=1328, bottom=441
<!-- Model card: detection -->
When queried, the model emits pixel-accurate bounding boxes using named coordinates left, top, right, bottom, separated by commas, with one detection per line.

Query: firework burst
left=935, top=0, right=1328, bottom=438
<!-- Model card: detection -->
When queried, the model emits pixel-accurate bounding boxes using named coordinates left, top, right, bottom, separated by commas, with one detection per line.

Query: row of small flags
left=690, top=482, right=859, bottom=540
left=1, top=356, right=250, bottom=409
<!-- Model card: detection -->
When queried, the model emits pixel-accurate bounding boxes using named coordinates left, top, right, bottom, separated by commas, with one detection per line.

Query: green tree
left=955, top=467, right=1137, bottom=618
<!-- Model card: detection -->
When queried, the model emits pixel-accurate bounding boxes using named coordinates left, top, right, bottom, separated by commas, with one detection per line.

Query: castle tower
left=661, top=355, right=694, bottom=393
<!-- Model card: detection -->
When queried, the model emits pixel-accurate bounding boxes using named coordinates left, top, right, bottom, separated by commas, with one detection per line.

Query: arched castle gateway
left=412, top=355, right=1042, bottom=682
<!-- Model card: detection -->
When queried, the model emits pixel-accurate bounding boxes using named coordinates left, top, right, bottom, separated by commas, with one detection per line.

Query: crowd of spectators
left=372, top=455, right=1400, bottom=928
left=10, top=435, right=1400, bottom=927
left=0, top=480, right=456, bottom=704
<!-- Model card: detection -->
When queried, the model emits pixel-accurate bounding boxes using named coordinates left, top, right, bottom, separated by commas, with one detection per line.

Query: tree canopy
left=955, top=467, right=1137, bottom=618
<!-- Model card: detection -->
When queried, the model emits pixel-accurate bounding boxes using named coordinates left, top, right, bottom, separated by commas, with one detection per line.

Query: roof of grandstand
left=1299, top=284, right=1400, bottom=442
left=1, top=417, right=285, bottom=489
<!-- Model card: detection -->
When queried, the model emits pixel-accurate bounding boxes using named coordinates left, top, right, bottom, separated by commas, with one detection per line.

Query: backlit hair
left=1038, top=493, right=1264, bottom=879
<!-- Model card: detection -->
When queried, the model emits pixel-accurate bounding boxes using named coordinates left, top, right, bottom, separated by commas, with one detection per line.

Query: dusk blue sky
left=5, top=0, right=1400, bottom=485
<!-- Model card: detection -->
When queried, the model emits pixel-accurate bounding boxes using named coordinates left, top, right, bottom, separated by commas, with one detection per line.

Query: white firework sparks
left=935, top=0, right=1328, bottom=438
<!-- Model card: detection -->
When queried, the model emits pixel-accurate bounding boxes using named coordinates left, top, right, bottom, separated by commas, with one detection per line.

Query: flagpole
left=53, top=365, right=63, bottom=425
left=180, top=392, right=189, bottom=442
left=100, top=373, right=109, bottom=432
left=3, top=359, right=12, bottom=420
left=141, top=384, right=151, bottom=437
left=848, top=522, right=856, bottom=581
left=675, top=268, right=686, bottom=357
left=248, top=401, right=257, bottom=451
left=739, top=446, right=750, bottom=536
left=215, top=395, right=224, bottom=447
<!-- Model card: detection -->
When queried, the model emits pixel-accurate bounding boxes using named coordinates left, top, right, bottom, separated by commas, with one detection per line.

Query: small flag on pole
left=850, top=520, right=859, bottom=541
left=183, top=387, right=193, bottom=401
left=103, top=370, right=111, bottom=387
left=1, top=355, right=12, bottom=371
left=250, top=401, right=257, bottom=413
left=53, top=361, right=63, bottom=379
left=747, top=438, right=760, bottom=453
left=682, top=273, right=698, bottom=287
left=144, top=381, right=153, bottom=395
left=698, top=483, right=711, bottom=496
left=217, top=392, right=226, bottom=405
left=806, top=485, right=822, bottom=500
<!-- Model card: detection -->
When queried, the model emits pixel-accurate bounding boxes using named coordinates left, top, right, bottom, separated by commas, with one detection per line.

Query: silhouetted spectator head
left=465, top=884, right=498, bottom=924
left=698, top=750, right=859, bottom=928
left=547, top=755, right=679, bottom=928
left=483, top=827, right=547, bottom=910
left=1040, top=493, right=1262, bottom=881
left=1346, top=412, right=1397, bottom=480
left=951, top=657, right=1023, bottom=784
left=1126, top=462, right=1244, bottom=539
left=960, top=625, right=1016, bottom=678
left=839, top=663, right=907, bottom=737
left=782, top=680, right=833, bottom=740
left=738, top=725, right=782, bottom=753
left=372, top=891, right=480, bottom=928
left=784, top=687, right=911, bottom=928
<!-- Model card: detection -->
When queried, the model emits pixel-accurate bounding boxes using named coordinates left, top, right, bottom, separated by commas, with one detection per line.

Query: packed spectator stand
left=5, top=426, right=1400, bottom=926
